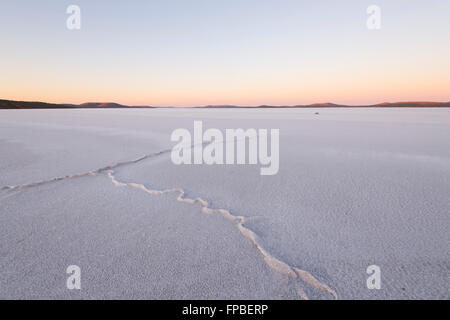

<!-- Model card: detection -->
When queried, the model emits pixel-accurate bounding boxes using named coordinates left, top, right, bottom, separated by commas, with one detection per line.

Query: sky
left=0, top=0, right=449, bottom=106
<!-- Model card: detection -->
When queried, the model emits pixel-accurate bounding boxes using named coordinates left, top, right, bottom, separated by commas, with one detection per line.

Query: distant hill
left=200, top=102, right=450, bottom=108
left=0, top=99, right=77, bottom=109
left=0, top=99, right=449, bottom=109
left=79, top=102, right=129, bottom=108
left=0, top=99, right=154, bottom=109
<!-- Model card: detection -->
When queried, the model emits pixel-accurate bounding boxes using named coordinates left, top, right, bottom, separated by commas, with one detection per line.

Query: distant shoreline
left=1, top=99, right=449, bottom=109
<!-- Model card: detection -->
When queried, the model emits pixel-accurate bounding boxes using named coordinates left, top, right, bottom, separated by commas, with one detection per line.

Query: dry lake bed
left=0, top=108, right=449, bottom=299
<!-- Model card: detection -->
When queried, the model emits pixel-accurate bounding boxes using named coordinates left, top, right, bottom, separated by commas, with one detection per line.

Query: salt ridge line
left=0, top=149, right=172, bottom=191
left=106, top=169, right=338, bottom=300
left=0, top=141, right=338, bottom=299
left=0, top=136, right=253, bottom=191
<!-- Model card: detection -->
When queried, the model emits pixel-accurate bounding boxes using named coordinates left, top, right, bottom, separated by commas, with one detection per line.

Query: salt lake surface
left=0, top=108, right=449, bottom=299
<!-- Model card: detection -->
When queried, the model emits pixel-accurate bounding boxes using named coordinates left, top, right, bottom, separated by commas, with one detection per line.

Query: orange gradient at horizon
left=1, top=0, right=449, bottom=106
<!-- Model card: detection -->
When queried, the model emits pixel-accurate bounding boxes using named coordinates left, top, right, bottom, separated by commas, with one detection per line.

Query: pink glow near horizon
left=1, top=1, right=449, bottom=106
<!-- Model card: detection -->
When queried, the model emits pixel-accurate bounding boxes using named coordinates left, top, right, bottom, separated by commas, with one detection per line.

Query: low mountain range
left=1, top=99, right=449, bottom=109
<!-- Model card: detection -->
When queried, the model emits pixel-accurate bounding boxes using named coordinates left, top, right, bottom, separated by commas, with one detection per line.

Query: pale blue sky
left=1, top=0, right=449, bottom=106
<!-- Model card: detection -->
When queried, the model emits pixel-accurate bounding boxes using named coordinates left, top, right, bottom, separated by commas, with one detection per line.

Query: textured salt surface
left=106, top=169, right=337, bottom=299
left=0, top=108, right=449, bottom=299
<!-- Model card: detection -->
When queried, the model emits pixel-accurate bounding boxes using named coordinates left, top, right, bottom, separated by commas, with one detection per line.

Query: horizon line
left=1, top=98, right=450, bottom=109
